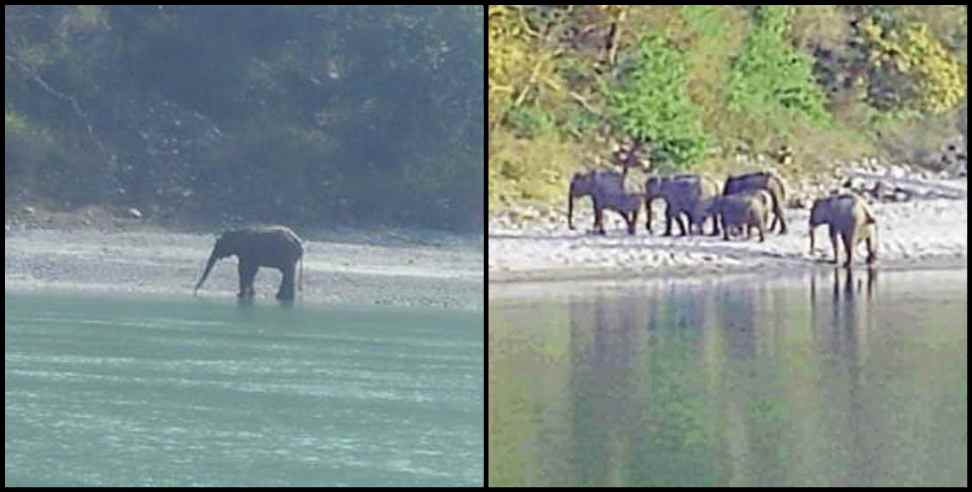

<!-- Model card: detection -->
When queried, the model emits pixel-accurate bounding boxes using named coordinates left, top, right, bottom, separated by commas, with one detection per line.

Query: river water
left=489, top=268, right=967, bottom=486
left=5, top=292, right=484, bottom=486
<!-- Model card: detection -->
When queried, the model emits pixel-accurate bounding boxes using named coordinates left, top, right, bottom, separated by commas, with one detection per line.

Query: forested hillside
left=488, top=5, right=966, bottom=209
left=6, top=6, right=484, bottom=232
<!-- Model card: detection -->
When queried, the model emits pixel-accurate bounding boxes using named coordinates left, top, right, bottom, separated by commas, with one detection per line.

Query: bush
left=606, top=35, right=708, bottom=169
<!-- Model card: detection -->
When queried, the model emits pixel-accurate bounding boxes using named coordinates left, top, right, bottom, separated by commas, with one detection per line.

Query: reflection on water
left=489, top=269, right=967, bottom=486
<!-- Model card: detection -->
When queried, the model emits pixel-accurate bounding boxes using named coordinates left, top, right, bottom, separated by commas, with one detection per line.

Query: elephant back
left=593, top=170, right=626, bottom=193
left=573, top=169, right=626, bottom=195
left=666, top=175, right=707, bottom=207
left=724, top=171, right=785, bottom=197
left=723, top=171, right=767, bottom=196
left=244, top=225, right=303, bottom=260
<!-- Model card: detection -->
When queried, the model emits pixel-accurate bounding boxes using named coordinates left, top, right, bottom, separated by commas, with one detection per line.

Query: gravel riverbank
left=489, top=170, right=966, bottom=285
left=5, top=227, right=484, bottom=311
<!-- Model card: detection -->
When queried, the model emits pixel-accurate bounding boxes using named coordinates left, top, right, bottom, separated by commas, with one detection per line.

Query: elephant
left=808, top=193, right=877, bottom=267
left=722, top=171, right=788, bottom=234
left=694, top=188, right=770, bottom=237
left=194, top=225, right=304, bottom=300
left=644, top=174, right=720, bottom=236
left=568, top=170, right=642, bottom=235
left=708, top=190, right=770, bottom=242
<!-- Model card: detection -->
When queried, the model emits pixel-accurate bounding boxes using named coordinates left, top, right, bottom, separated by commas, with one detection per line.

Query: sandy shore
left=489, top=174, right=967, bottom=286
left=5, top=228, right=484, bottom=311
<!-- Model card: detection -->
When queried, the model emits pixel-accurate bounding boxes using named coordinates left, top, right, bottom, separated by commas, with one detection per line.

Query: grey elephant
left=708, top=190, right=770, bottom=242
left=568, top=170, right=642, bottom=235
left=644, top=174, right=720, bottom=236
left=722, top=171, right=788, bottom=233
left=194, top=225, right=304, bottom=300
left=808, top=194, right=877, bottom=267
left=695, top=188, right=770, bottom=236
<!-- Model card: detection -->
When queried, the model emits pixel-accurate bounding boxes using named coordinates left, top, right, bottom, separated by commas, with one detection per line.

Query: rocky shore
left=489, top=161, right=967, bottom=284
left=5, top=223, right=484, bottom=311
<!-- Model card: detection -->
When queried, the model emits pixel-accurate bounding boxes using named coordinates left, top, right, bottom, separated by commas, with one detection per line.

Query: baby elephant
left=809, top=194, right=877, bottom=267
left=708, top=190, right=771, bottom=242
left=722, top=171, right=787, bottom=234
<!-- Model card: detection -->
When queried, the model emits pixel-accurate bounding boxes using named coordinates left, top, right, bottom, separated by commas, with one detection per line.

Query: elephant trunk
left=567, top=191, right=575, bottom=230
left=194, top=251, right=219, bottom=295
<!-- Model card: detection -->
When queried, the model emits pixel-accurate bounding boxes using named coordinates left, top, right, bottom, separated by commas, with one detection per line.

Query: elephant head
left=194, top=230, right=245, bottom=295
left=808, top=194, right=854, bottom=252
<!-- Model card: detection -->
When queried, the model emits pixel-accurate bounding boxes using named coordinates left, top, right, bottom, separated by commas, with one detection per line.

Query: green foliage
left=5, top=109, right=108, bottom=203
left=488, top=132, right=578, bottom=210
left=5, top=6, right=483, bottom=232
left=681, top=5, right=725, bottom=38
left=727, top=6, right=831, bottom=128
left=488, top=6, right=532, bottom=129
left=503, top=105, right=556, bottom=139
left=5, top=111, right=29, bottom=134
left=863, top=20, right=967, bottom=114
left=487, top=5, right=966, bottom=213
left=606, top=35, right=708, bottom=168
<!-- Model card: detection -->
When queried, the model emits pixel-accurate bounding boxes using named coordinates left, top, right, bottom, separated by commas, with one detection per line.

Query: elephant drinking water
left=194, top=225, right=304, bottom=300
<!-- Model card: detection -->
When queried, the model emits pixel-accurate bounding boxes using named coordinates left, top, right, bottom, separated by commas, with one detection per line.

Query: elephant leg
left=829, top=227, right=840, bottom=264
left=663, top=211, right=673, bottom=236
left=675, top=213, right=688, bottom=236
left=645, top=199, right=653, bottom=232
left=594, top=207, right=606, bottom=235
left=710, top=214, right=721, bottom=236
left=238, top=261, right=258, bottom=298
left=757, top=222, right=765, bottom=242
left=682, top=212, right=695, bottom=236
left=722, top=216, right=731, bottom=241
left=865, top=235, right=877, bottom=264
left=841, top=231, right=855, bottom=268
left=277, top=263, right=296, bottom=300
left=627, top=209, right=639, bottom=236
left=776, top=206, right=787, bottom=234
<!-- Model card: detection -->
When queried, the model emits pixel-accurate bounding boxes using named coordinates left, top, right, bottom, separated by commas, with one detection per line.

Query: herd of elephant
left=187, top=170, right=877, bottom=301
left=567, top=169, right=878, bottom=268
